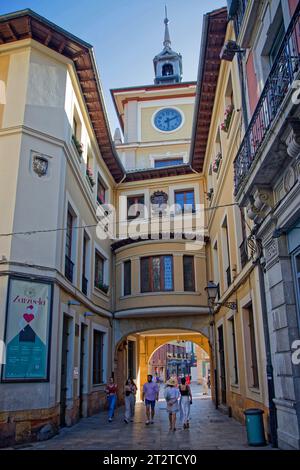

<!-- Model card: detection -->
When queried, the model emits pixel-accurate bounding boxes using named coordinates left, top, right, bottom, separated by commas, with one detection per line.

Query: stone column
left=263, top=233, right=300, bottom=449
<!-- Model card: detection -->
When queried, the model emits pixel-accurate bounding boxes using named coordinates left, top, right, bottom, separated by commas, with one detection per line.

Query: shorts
left=145, top=399, right=156, bottom=409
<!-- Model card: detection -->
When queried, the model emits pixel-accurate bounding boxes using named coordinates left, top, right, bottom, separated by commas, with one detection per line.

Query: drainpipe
left=256, top=253, right=278, bottom=447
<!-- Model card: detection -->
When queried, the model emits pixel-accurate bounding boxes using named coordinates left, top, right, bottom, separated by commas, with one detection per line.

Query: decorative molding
left=246, top=186, right=273, bottom=222
left=283, top=166, right=296, bottom=193
left=285, top=118, right=300, bottom=159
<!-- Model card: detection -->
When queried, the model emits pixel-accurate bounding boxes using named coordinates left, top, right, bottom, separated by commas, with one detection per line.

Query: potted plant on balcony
left=86, top=166, right=95, bottom=187
left=212, top=152, right=222, bottom=173
left=96, top=282, right=109, bottom=294
left=220, top=104, right=234, bottom=133
left=72, top=134, right=84, bottom=156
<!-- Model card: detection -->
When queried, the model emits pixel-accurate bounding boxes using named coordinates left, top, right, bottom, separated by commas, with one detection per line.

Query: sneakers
left=124, top=418, right=129, bottom=424
left=150, top=420, right=154, bottom=424
left=108, top=417, right=112, bottom=422
left=145, top=420, right=150, bottom=425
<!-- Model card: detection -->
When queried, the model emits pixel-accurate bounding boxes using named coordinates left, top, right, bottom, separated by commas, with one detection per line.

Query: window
left=245, top=304, right=259, bottom=388
left=225, top=73, right=234, bottom=109
left=222, top=217, right=231, bottom=289
left=127, top=195, right=145, bottom=220
left=239, top=208, right=248, bottom=268
left=94, top=251, right=104, bottom=288
left=154, top=158, right=183, bottom=168
left=228, top=317, right=239, bottom=385
left=140, top=255, right=173, bottom=292
left=93, top=330, right=104, bottom=384
left=65, top=208, right=74, bottom=282
left=73, top=117, right=78, bottom=138
left=175, top=190, right=195, bottom=213
left=82, top=232, right=89, bottom=295
left=72, top=108, right=81, bottom=141
left=269, top=21, right=285, bottom=66
left=97, top=175, right=106, bottom=205
left=123, top=260, right=131, bottom=296
left=162, top=63, right=173, bottom=76
left=213, top=241, right=220, bottom=297
left=183, top=256, right=195, bottom=292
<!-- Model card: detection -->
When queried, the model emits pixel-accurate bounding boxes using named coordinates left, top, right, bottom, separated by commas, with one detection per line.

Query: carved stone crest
left=151, top=191, right=169, bottom=215
left=32, top=154, right=48, bottom=177
left=150, top=191, right=168, bottom=205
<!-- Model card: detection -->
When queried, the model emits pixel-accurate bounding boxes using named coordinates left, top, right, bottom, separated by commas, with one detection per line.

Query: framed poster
left=1, top=277, right=53, bottom=382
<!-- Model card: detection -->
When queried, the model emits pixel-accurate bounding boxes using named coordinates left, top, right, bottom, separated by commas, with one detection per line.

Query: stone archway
left=113, top=314, right=211, bottom=402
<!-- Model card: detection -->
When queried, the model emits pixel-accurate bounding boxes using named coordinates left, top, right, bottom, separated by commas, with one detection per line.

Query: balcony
left=65, top=255, right=74, bottom=283
left=82, top=275, right=88, bottom=295
left=234, top=6, right=300, bottom=196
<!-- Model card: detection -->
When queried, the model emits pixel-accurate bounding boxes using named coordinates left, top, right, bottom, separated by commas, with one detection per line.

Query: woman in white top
left=164, top=378, right=180, bottom=431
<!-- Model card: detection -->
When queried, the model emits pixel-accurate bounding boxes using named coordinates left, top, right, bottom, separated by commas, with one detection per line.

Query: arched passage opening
left=148, top=340, right=210, bottom=391
left=114, top=327, right=213, bottom=403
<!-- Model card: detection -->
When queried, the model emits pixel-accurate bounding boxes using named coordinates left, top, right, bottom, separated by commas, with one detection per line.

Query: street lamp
left=205, top=281, right=237, bottom=310
left=205, top=281, right=219, bottom=304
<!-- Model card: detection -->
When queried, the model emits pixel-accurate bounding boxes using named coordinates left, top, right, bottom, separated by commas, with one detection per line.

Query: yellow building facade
left=0, top=5, right=281, bottom=447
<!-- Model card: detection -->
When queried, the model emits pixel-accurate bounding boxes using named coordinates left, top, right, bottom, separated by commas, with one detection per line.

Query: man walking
left=142, top=374, right=159, bottom=425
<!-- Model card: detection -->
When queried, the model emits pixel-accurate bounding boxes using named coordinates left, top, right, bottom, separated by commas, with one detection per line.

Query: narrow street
left=14, top=385, right=271, bottom=451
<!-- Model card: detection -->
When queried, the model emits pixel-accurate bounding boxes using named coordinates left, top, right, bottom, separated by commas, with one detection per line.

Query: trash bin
left=244, top=408, right=266, bottom=446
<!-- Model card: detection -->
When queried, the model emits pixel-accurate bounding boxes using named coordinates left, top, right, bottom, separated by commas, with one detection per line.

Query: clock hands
left=168, top=115, right=179, bottom=122
left=164, top=115, right=179, bottom=130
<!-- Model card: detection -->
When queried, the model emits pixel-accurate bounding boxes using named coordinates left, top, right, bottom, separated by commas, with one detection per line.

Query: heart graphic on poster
left=23, top=305, right=35, bottom=323
left=23, top=313, right=34, bottom=323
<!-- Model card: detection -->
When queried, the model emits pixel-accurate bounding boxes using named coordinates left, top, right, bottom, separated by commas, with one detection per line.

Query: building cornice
left=0, top=9, right=125, bottom=182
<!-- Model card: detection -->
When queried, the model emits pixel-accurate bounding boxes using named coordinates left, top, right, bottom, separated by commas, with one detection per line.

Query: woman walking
left=164, top=377, right=180, bottom=431
left=179, top=377, right=192, bottom=429
left=105, top=377, right=117, bottom=423
left=124, top=378, right=136, bottom=424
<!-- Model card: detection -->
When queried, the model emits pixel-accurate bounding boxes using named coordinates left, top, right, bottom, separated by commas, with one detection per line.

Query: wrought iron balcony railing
left=65, top=255, right=74, bottom=283
left=234, top=5, right=300, bottom=194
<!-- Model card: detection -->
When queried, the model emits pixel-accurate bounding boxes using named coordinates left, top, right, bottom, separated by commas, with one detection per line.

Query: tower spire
left=153, top=5, right=182, bottom=84
left=163, top=5, right=171, bottom=48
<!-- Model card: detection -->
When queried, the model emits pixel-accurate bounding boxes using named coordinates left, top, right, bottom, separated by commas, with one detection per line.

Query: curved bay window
left=141, top=255, right=173, bottom=293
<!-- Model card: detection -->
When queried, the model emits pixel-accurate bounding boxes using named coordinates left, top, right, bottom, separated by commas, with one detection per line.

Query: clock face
left=153, top=108, right=183, bottom=132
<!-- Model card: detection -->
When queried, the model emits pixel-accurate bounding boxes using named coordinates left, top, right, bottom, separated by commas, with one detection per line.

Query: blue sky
left=0, top=0, right=225, bottom=133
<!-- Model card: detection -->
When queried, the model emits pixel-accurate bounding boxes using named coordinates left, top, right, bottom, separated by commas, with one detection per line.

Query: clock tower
left=111, top=10, right=196, bottom=174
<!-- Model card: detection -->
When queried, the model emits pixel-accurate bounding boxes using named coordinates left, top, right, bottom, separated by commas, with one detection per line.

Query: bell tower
left=153, top=7, right=182, bottom=85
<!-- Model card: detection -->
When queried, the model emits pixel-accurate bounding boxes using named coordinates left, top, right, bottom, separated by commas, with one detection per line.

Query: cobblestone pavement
left=14, top=385, right=272, bottom=450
